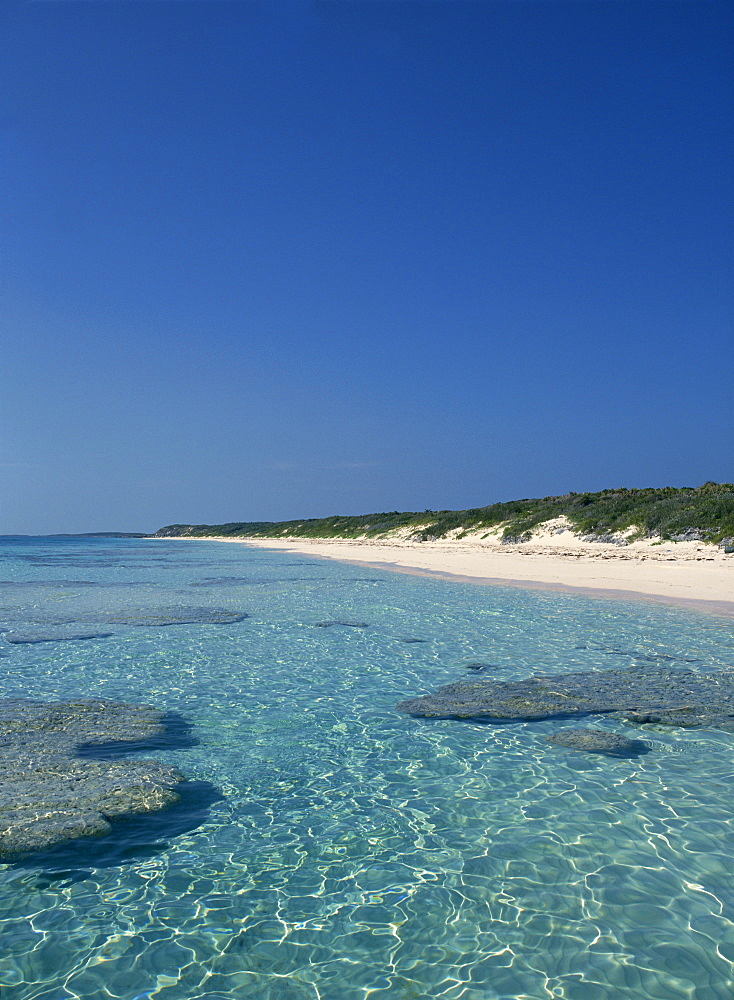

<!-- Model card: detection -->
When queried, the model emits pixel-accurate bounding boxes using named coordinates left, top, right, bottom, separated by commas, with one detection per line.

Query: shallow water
left=1, top=535, right=733, bottom=1000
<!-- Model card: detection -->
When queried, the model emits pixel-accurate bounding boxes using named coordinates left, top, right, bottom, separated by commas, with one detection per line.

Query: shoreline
left=154, top=534, right=734, bottom=617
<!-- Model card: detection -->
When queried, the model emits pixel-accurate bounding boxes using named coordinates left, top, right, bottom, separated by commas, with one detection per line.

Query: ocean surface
left=1, top=534, right=733, bottom=1000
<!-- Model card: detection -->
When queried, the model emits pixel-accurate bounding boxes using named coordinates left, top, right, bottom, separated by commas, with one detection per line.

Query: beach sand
left=163, top=523, right=734, bottom=615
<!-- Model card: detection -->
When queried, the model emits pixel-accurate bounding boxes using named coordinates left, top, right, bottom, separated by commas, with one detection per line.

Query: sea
left=1, top=534, right=733, bottom=1000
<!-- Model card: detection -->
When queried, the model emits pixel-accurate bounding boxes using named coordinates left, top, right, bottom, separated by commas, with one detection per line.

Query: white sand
left=162, top=524, right=734, bottom=615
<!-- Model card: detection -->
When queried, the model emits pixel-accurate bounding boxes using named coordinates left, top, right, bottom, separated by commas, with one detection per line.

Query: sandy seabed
left=163, top=528, right=734, bottom=617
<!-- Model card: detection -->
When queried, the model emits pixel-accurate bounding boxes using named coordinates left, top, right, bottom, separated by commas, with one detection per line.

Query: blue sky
left=2, top=1, right=732, bottom=533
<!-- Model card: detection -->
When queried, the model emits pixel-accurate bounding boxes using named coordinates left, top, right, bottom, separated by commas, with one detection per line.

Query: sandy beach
left=166, top=524, right=734, bottom=615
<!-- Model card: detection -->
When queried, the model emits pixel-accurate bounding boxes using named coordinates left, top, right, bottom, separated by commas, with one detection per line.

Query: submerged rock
left=14, top=608, right=249, bottom=629
left=0, top=699, right=186, bottom=859
left=546, top=728, right=649, bottom=757
left=397, top=666, right=734, bottom=730
left=88, top=607, right=248, bottom=626
left=0, top=580, right=98, bottom=588
left=4, top=630, right=113, bottom=644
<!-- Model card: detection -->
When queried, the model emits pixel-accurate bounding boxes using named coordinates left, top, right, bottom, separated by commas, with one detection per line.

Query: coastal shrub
left=154, top=483, right=734, bottom=545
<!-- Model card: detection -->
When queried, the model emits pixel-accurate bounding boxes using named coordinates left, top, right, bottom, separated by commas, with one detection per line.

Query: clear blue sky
left=2, top=1, right=732, bottom=534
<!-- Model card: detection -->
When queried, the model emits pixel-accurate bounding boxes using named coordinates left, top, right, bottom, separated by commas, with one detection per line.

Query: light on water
left=1, top=536, right=733, bottom=999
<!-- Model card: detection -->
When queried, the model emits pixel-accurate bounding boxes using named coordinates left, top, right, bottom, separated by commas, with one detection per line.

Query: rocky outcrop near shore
left=0, top=699, right=187, bottom=859
left=398, top=666, right=734, bottom=730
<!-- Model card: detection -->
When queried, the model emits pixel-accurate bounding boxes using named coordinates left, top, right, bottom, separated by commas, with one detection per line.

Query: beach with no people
left=167, top=526, right=734, bottom=614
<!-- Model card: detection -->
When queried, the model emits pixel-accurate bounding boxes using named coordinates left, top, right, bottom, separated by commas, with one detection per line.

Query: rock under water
left=0, top=699, right=187, bottom=859
left=397, top=666, right=734, bottom=730
left=90, top=607, right=249, bottom=626
left=546, top=728, right=650, bottom=756
left=4, top=630, right=114, bottom=644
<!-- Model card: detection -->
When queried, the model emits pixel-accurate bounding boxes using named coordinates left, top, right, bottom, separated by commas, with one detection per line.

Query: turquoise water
left=1, top=535, right=734, bottom=1000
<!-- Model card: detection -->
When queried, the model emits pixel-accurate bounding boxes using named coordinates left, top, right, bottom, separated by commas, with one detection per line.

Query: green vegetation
left=155, top=482, right=734, bottom=545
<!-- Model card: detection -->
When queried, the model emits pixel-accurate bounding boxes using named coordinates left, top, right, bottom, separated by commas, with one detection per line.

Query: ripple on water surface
left=0, top=536, right=733, bottom=999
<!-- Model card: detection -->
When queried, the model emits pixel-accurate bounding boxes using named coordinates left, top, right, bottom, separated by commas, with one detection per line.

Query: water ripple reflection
left=0, top=536, right=733, bottom=999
